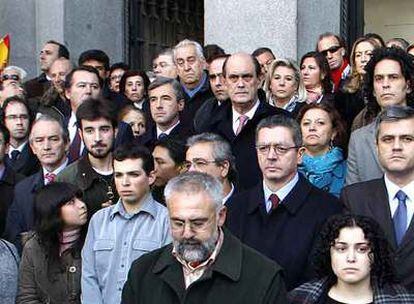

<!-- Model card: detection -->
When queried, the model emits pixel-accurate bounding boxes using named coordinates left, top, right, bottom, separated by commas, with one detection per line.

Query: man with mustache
left=57, top=97, right=119, bottom=217
left=342, top=105, right=414, bottom=291
left=346, top=47, right=414, bottom=185
left=122, top=171, right=287, bottom=303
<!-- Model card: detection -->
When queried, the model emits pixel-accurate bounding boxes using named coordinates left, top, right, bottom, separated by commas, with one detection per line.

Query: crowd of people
left=0, top=30, right=413, bottom=303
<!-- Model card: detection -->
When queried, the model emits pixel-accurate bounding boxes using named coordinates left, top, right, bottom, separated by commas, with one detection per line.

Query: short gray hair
left=375, top=105, right=414, bottom=141
left=164, top=172, right=223, bottom=211
left=256, top=114, right=302, bottom=147
left=148, top=76, right=186, bottom=101
left=173, top=39, right=205, bottom=62
left=29, top=114, right=69, bottom=144
left=187, top=132, right=237, bottom=183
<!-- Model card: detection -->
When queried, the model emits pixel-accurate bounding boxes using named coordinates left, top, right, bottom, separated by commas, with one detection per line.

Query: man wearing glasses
left=226, top=114, right=342, bottom=291
left=122, top=172, right=287, bottom=303
left=185, top=132, right=237, bottom=205
left=316, top=32, right=350, bottom=92
left=2, top=96, right=39, bottom=176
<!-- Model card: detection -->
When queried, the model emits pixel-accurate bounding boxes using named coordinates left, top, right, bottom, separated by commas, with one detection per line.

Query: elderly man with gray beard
left=122, top=171, right=287, bottom=303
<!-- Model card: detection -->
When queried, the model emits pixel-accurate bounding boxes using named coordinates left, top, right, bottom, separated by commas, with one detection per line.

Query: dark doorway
left=340, top=0, right=364, bottom=53
left=126, top=0, right=204, bottom=71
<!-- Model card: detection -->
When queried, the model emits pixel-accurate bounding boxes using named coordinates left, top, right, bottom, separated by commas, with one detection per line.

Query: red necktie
left=269, top=194, right=280, bottom=211
left=44, top=172, right=56, bottom=185
left=235, top=115, right=248, bottom=136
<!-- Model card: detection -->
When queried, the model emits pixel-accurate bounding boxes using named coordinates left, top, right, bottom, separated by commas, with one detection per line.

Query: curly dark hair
left=363, top=47, right=414, bottom=123
left=300, top=51, right=333, bottom=94
left=34, top=182, right=87, bottom=279
left=312, top=214, right=396, bottom=288
left=296, top=103, right=348, bottom=151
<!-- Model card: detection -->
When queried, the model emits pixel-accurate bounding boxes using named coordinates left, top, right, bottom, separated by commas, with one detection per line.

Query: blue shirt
left=81, top=194, right=171, bottom=304
left=182, top=71, right=208, bottom=98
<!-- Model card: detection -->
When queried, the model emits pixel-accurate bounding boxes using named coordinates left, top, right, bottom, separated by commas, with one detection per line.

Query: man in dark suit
left=173, top=39, right=214, bottom=126
left=226, top=115, right=343, bottom=290
left=342, top=105, right=414, bottom=291
left=137, top=77, right=192, bottom=150
left=3, top=96, right=39, bottom=176
left=206, top=52, right=288, bottom=189
left=194, top=54, right=229, bottom=133
left=24, top=40, right=69, bottom=99
left=0, top=124, right=24, bottom=235
left=64, top=66, right=133, bottom=162
left=4, top=115, right=69, bottom=252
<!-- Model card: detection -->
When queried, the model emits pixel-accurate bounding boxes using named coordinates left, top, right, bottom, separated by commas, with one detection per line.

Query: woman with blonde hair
left=335, top=37, right=381, bottom=132
left=264, top=58, right=307, bottom=117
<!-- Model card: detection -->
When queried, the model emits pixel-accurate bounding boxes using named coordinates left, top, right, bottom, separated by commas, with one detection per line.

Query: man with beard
left=122, top=172, right=287, bottom=303
left=57, top=97, right=119, bottom=216
left=82, top=143, right=171, bottom=304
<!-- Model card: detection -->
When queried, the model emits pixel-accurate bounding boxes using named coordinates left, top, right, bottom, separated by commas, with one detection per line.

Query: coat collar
left=247, top=174, right=312, bottom=216
left=152, top=228, right=243, bottom=295
left=75, top=156, right=107, bottom=190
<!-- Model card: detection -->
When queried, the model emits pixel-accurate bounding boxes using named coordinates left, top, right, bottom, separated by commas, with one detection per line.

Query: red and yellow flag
left=0, top=34, right=10, bottom=72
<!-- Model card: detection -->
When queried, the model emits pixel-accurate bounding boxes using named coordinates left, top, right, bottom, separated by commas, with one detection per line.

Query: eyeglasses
left=2, top=74, right=20, bottom=81
left=320, top=45, right=342, bottom=57
left=256, top=143, right=299, bottom=155
left=183, top=159, right=218, bottom=170
left=170, top=216, right=213, bottom=233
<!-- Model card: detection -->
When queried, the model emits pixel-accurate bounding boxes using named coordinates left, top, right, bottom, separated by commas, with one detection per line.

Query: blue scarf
left=299, top=147, right=346, bottom=197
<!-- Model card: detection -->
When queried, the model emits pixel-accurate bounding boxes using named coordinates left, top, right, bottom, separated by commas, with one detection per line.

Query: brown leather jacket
left=16, top=235, right=81, bottom=304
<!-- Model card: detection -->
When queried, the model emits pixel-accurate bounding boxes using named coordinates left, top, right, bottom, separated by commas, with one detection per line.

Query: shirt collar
left=156, top=120, right=180, bottom=138
left=9, top=140, right=28, bottom=156
left=172, top=227, right=224, bottom=271
left=222, top=183, right=235, bottom=205
left=42, top=157, right=68, bottom=177
left=69, top=111, right=77, bottom=127
left=182, top=72, right=208, bottom=98
left=110, top=193, right=157, bottom=220
left=384, top=174, right=414, bottom=201
left=232, top=99, right=260, bottom=126
left=263, top=172, right=299, bottom=203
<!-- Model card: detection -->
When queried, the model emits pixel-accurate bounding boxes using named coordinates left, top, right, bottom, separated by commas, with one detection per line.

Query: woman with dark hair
left=300, top=51, right=334, bottom=105
left=16, top=182, right=87, bottom=304
left=119, top=70, right=150, bottom=110
left=335, top=37, right=381, bottom=133
left=297, top=103, right=347, bottom=197
left=288, top=214, right=414, bottom=303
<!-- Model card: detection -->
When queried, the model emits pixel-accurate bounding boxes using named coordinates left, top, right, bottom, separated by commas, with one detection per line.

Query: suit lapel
left=367, top=179, right=397, bottom=249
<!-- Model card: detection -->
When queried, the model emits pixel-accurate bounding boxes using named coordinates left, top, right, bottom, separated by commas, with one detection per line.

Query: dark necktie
left=11, top=150, right=20, bottom=161
left=269, top=194, right=280, bottom=212
left=393, top=190, right=408, bottom=246
left=69, top=129, right=82, bottom=161
left=158, top=133, right=167, bottom=140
